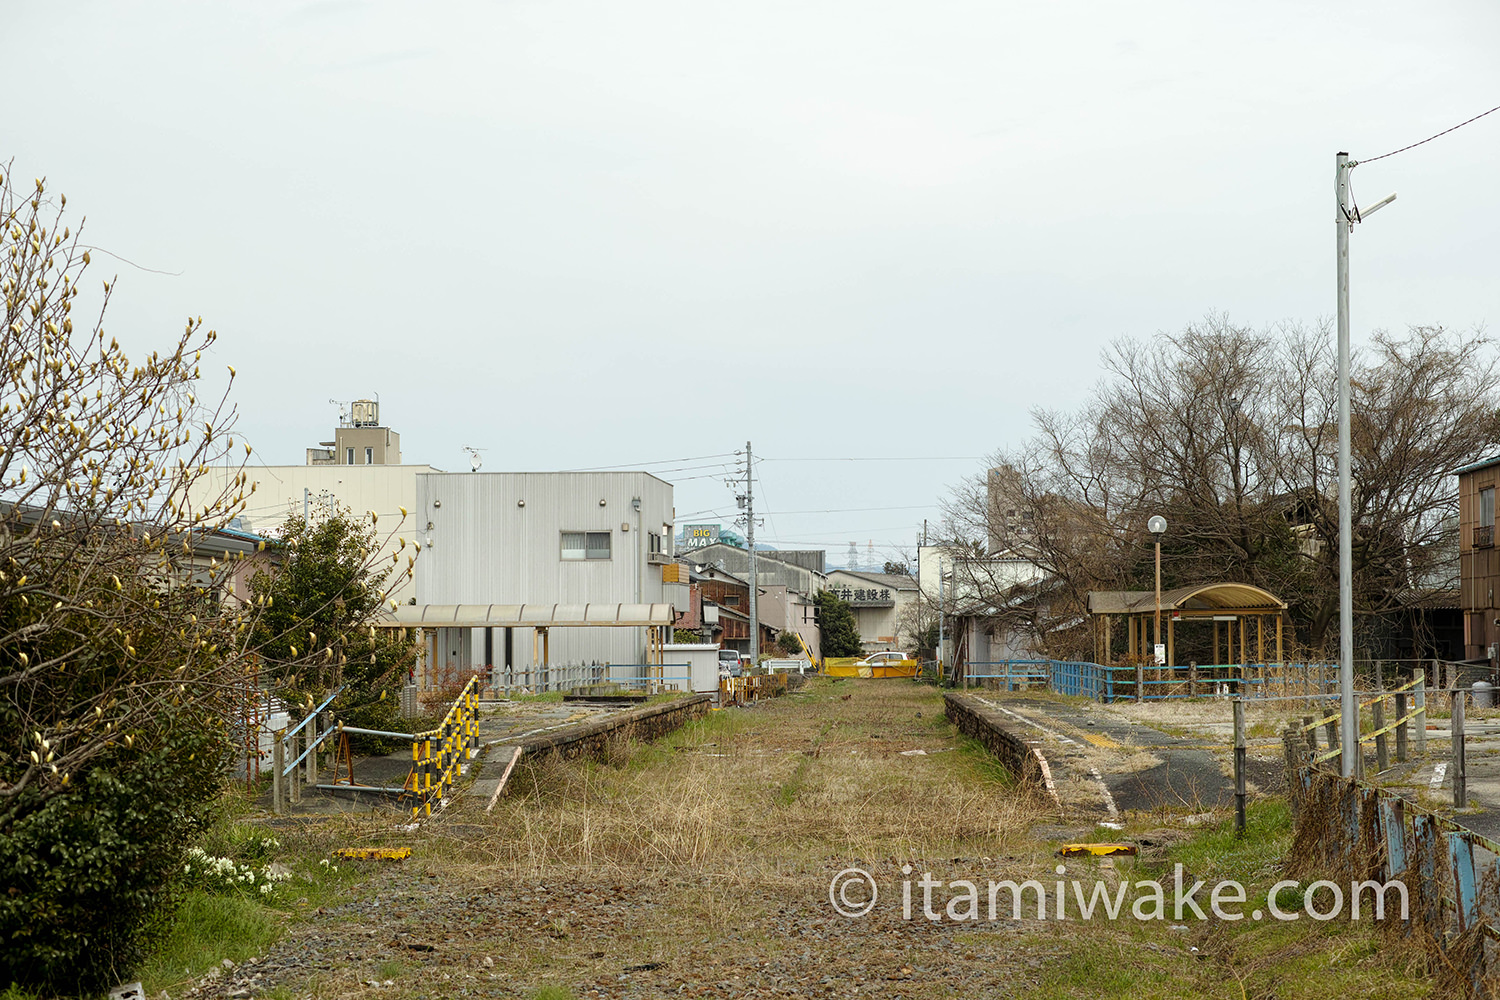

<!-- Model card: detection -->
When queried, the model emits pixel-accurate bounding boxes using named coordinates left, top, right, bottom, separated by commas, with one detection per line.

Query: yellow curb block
left=333, top=847, right=412, bottom=861
left=1057, top=843, right=1137, bottom=857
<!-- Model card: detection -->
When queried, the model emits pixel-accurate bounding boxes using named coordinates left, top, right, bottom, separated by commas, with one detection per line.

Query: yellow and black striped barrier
left=403, top=675, right=482, bottom=818
left=333, top=847, right=412, bottom=861
left=719, top=673, right=790, bottom=707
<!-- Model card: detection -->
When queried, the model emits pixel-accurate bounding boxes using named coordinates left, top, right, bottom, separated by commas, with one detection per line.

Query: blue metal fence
left=962, top=660, right=1340, bottom=703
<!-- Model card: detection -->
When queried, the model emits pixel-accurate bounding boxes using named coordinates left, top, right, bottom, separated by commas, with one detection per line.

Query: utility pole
left=938, top=561, right=947, bottom=682
left=1335, top=151, right=1397, bottom=777
left=1336, top=151, right=1356, bottom=775
left=303, top=487, right=310, bottom=523
left=738, top=442, right=760, bottom=665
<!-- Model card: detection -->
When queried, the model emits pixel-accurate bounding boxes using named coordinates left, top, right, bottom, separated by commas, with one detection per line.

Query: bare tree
left=0, top=167, right=415, bottom=991
left=945, top=314, right=1500, bottom=657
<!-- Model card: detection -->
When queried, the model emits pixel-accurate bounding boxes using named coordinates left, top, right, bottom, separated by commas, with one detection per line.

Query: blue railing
left=962, top=660, right=1339, bottom=702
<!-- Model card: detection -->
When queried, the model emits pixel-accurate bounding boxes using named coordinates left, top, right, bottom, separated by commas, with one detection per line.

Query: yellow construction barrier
left=404, top=675, right=481, bottom=818
left=824, top=658, right=920, bottom=679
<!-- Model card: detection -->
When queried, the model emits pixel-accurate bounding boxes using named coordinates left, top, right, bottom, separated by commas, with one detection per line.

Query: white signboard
left=1154, top=643, right=1166, bottom=665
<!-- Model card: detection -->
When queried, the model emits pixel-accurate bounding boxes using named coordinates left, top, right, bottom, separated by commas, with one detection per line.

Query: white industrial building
left=824, top=569, right=918, bottom=652
left=411, top=470, right=680, bottom=676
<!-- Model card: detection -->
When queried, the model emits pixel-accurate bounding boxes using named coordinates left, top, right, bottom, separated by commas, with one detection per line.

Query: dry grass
left=191, top=680, right=1440, bottom=999
left=457, top=679, right=1051, bottom=879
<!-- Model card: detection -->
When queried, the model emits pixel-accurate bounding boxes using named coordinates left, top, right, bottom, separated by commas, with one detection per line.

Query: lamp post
left=1144, top=516, right=1167, bottom=703
left=1335, top=152, right=1396, bottom=778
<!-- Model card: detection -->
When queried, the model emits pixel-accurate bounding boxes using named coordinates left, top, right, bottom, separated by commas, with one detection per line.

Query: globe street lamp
left=1144, top=515, right=1167, bottom=703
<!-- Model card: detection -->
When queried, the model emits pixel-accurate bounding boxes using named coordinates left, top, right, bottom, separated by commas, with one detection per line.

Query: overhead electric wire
left=1353, top=103, right=1500, bottom=166
left=762, top=455, right=985, bottom=462
left=562, top=452, right=738, bottom=472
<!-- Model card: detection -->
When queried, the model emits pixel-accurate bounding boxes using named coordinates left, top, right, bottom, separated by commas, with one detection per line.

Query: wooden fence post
left=1281, top=726, right=1302, bottom=819
left=1303, top=715, right=1317, bottom=750
left=289, top=726, right=301, bottom=804
left=1373, top=696, right=1388, bottom=774
left=1414, top=670, right=1427, bottom=756
left=1233, top=699, right=1246, bottom=837
left=1188, top=660, right=1197, bottom=698
left=1394, top=692, right=1408, bottom=764
left=272, top=730, right=284, bottom=815
left=305, top=712, right=317, bottom=786
left=1453, top=690, right=1467, bottom=810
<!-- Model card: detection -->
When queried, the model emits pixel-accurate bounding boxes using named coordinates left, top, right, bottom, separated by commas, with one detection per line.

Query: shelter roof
left=1086, top=583, right=1286, bottom=615
left=376, top=603, right=674, bottom=628
left=1454, top=453, right=1500, bottom=476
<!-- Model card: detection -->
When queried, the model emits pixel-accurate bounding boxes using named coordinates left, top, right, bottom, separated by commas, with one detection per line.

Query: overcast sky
left=5, top=1, right=1499, bottom=567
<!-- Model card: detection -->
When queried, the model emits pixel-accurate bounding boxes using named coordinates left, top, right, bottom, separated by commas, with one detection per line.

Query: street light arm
left=1357, top=192, right=1398, bottom=221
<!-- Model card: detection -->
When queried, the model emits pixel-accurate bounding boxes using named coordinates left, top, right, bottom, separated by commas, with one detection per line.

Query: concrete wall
left=518, top=694, right=711, bottom=762
left=943, top=692, right=1046, bottom=790
left=186, top=464, right=435, bottom=604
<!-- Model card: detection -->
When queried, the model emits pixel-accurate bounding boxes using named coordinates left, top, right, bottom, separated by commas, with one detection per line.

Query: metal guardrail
left=1286, top=729, right=1499, bottom=988
left=481, top=661, right=694, bottom=695
left=404, top=675, right=482, bottom=818
left=271, top=684, right=346, bottom=813
left=956, top=659, right=1377, bottom=703
left=1296, top=671, right=1428, bottom=772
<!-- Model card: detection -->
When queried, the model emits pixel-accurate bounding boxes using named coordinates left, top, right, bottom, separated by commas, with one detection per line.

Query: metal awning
left=1086, top=583, right=1287, bottom=615
left=375, top=603, right=675, bottom=629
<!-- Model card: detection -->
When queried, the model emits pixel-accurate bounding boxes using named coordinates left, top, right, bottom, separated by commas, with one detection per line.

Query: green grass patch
left=1027, top=797, right=1431, bottom=998
left=141, top=891, right=283, bottom=996
left=775, top=756, right=811, bottom=806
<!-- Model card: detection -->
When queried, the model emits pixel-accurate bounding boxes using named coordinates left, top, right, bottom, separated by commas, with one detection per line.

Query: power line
left=1353, top=103, right=1500, bottom=167
left=760, top=503, right=938, bottom=516
left=763, top=455, right=985, bottom=463
left=562, top=452, right=737, bottom=472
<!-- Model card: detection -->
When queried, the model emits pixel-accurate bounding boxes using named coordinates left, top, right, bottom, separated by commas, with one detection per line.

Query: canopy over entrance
left=1086, top=582, right=1288, bottom=666
left=376, top=603, right=674, bottom=629
left=375, top=603, right=677, bottom=688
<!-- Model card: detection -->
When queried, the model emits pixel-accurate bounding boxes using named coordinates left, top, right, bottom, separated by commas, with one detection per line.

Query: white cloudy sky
left=4, top=2, right=1499, bottom=566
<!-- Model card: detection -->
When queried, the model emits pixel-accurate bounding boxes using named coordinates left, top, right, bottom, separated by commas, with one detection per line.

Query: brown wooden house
left=1457, top=453, right=1500, bottom=659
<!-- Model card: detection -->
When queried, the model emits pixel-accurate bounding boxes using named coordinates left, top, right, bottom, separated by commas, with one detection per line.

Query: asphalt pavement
left=968, top=693, right=1238, bottom=819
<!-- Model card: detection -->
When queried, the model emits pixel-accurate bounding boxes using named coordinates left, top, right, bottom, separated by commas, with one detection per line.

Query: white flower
left=259, top=883, right=273, bottom=895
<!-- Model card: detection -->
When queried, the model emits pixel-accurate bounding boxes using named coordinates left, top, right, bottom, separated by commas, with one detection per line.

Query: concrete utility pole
left=1336, top=152, right=1356, bottom=775
left=1335, top=151, right=1397, bottom=777
left=938, top=566, right=946, bottom=676
left=745, top=441, right=759, bottom=664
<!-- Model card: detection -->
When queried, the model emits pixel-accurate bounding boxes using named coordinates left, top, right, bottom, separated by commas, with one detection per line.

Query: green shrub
left=0, top=719, right=230, bottom=995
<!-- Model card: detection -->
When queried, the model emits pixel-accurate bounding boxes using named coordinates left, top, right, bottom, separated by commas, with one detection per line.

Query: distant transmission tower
left=847, top=541, right=859, bottom=571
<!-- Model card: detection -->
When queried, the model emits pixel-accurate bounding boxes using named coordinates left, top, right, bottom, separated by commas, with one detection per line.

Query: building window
left=346, top=447, right=355, bottom=465
left=648, top=531, right=662, bottom=555
left=365, top=446, right=374, bottom=465
left=1478, top=487, right=1496, bottom=549
left=561, top=531, right=611, bottom=560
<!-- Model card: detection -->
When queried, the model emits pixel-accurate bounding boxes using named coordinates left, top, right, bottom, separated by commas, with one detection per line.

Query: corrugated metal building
left=415, top=471, right=677, bottom=671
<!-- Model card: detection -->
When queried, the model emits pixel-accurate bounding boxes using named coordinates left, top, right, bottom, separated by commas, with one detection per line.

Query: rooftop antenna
left=328, top=398, right=349, bottom=426
left=462, top=446, right=486, bottom=472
